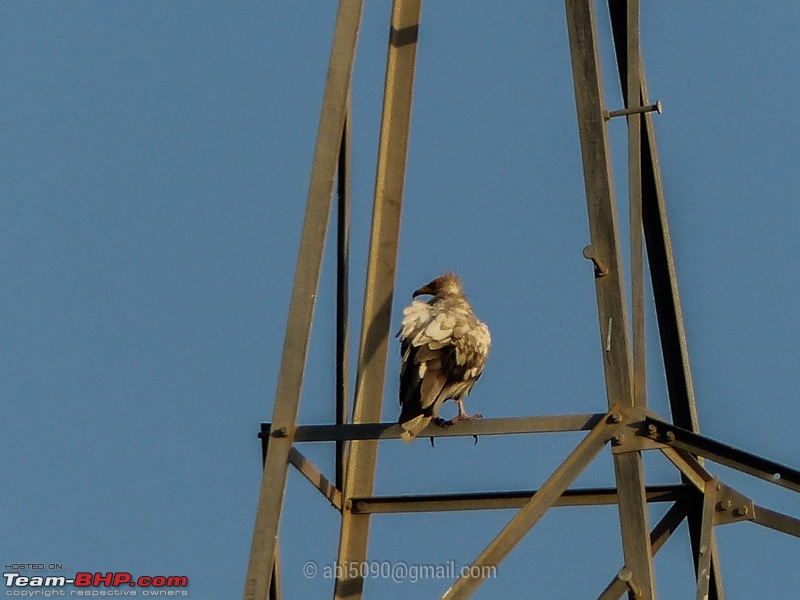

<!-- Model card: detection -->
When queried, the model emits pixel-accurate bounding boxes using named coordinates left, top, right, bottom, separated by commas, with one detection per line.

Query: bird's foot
left=448, top=412, right=483, bottom=424
left=433, top=416, right=453, bottom=428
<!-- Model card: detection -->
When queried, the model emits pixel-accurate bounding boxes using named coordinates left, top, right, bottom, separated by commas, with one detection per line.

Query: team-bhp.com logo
left=4, top=572, right=189, bottom=596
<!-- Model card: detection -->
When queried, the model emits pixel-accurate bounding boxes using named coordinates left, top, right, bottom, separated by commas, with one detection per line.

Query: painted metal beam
left=606, top=3, right=717, bottom=594
left=752, top=504, right=800, bottom=539
left=336, top=98, right=352, bottom=491
left=626, top=0, right=646, bottom=409
left=598, top=501, right=689, bottom=600
left=606, top=0, right=699, bottom=433
left=349, top=484, right=689, bottom=514
left=334, top=1, right=422, bottom=598
left=286, top=413, right=605, bottom=442
left=645, top=417, right=800, bottom=493
left=441, top=411, right=623, bottom=599
left=288, top=447, right=343, bottom=511
left=695, top=480, right=718, bottom=600
left=565, top=0, right=656, bottom=596
left=269, top=538, right=281, bottom=600
left=242, top=2, right=365, bottom=599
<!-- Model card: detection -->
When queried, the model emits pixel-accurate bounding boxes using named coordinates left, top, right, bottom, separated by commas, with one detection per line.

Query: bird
left=396, top=272, right=491, bottom=443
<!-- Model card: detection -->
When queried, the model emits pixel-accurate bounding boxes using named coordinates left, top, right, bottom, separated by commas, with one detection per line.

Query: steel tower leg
left=242, top=2, right=365, bottom=599
left=334, top=1, right=422, bottom=598
left=565, top=0, right=656, bottom=596
left=606, top=2, right=723, bottom=595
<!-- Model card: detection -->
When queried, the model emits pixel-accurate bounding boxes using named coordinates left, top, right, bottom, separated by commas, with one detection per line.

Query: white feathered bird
left=397, top=273, right=491, bottom=442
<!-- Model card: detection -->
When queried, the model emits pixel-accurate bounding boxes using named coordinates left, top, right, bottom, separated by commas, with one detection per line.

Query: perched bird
left=397, top=273, right=491, bottom=443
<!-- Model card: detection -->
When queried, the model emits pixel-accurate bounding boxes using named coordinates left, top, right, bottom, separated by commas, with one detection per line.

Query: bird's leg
left=447, top=399, right=482, bottom=424
left=431, top=408, right=449, bottom=446
left=432, top=407, right=451, bottom=428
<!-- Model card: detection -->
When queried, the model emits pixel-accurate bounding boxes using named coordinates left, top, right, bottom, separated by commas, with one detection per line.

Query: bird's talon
left=473, top=435, right=479, bottom=445
left=433, top=417, right=452, bottom=428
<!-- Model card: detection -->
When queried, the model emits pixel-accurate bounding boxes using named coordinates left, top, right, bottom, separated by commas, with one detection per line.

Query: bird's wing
left=398, top=302, right=491, bottom=420
left=451, top=315, right=491, bottom=381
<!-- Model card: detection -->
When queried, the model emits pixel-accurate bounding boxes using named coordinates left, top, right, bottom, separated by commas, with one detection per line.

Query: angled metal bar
left=752, top=504, right=800, bottom=539
left=441, top=411, right=623, bottom=600
left=242, top=3, right=365, bottom=599
left=290, top=413, right=605, bottom=442
left=350, top=484, right=689, bottom=514
left=598, top=500, right=689, bottom=600
left=685, top=486, right=724, bottom=600
left=695, top=480, right=718, bottom=600
left=611, top=453, right=655, bottom=599
left=336, top=95, right=352, bottom=491
left=257, top=427, right=282, bottom=600
left=334, top=1, right=422, bottom=598
left=288, top=446, right=343, bottom=511
left=709, top=543, right=725, bottom=600
left=626, top=0, right=646, bottom=409
left=565, top=0, right=655, bottom=596
left=661, top=446, right=712, bottom=491
left=607, top=0, right=699, bottom=433
left=645, top=417, right=800, bottom=493
left=269, top=537, right=281, bottom=600
left=607, top=4, right=715, bottom=593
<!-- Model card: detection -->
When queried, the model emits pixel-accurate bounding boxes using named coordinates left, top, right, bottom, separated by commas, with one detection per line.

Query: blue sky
left=2, top=1, right=798, bottom=598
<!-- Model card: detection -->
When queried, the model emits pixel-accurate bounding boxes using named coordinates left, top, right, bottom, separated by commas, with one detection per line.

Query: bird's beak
left=412, top=284, right=433, bottom=298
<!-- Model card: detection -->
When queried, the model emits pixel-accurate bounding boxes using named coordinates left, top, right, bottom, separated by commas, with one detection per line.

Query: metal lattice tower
left=243, top=1, right=800, bottom=599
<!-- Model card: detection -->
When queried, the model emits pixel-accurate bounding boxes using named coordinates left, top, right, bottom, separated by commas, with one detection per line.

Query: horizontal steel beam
left=350, top=484, right=689, bottom=514
left=262, top=413, right=605, bottom=442
left=644, top=416, right=800, bottom=493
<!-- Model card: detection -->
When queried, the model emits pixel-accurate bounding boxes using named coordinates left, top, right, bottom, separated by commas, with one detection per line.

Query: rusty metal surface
left=242, top=2, right=365, bottom=599
left=334, top=1, right=422, bottom=598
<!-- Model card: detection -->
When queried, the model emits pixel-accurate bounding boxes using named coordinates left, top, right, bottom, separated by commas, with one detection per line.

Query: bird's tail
left=399, top=414, right=431, bottom=443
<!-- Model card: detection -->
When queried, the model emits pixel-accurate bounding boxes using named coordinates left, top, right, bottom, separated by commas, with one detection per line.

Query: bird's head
left=412, top=272, right=463, bottom=299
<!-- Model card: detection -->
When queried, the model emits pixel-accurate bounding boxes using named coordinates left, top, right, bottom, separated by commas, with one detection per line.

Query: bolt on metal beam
left=605, top=101, right=662, bottom=120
